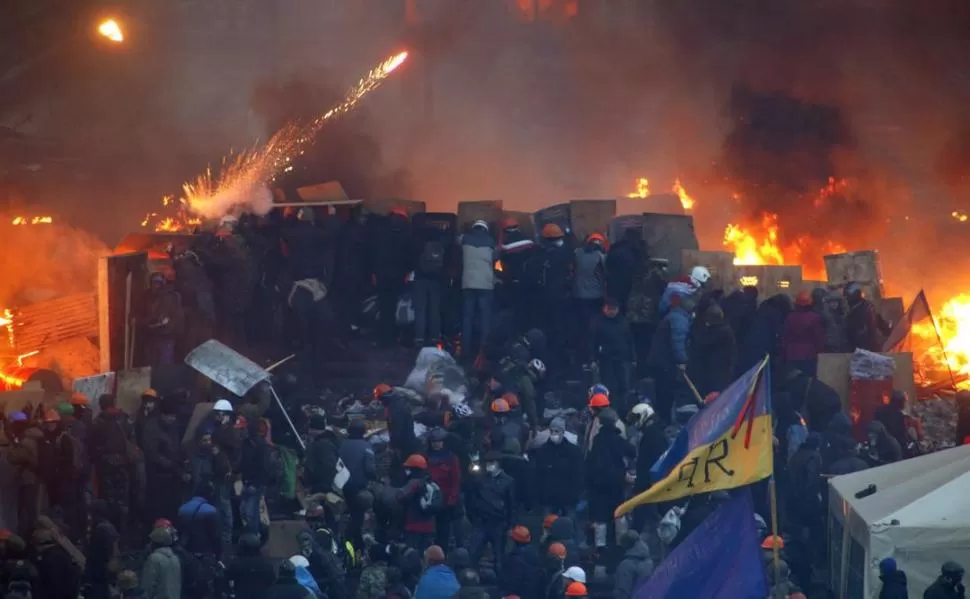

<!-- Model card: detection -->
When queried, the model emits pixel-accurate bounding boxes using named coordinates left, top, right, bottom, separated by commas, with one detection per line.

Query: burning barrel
left=0, top=366, right=64, bottom=393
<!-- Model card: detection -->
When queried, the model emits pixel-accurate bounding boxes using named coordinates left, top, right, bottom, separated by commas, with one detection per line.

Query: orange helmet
left=42, top=409, right=61, bottom=423
left=588, top=393, right=610, bottom=408
left=390, top=206, right=409, bottom=219
left=565, top=582, right=588, bottom=597
left=70, top=392, right=89, bottom=406
left=543, top=514, right=559, bottom=530
left=501, top=216, right=520, bottom=230
left=502, top=392, right=520, bottom=409
left=761, top=534, right=784, bottom=550
left=794, top=291, right=812, bottom=307
left=548, top=542, right=567, bottom=560
left=403, top=454, right=428, bottom=469
left=234, top=415, right=248, bottom=430
left=374, top=383, right=393, bottom=400
left=509, top=525, right=532, bottom=544
left=541, top=223, right=564, bottom=239
left=587, top=232, right=607, bottom=246
left=142, top=388, right=159, bottom=399
left=490, top=398, right=511, bottom=414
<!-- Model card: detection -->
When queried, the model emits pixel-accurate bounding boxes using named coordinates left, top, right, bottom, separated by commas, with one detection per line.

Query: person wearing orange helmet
left=573, top=232, right=608, bottom=368
left=537, top=219, right=573, bottom=371
left=502, top=524, right=541, bottom=599
left=781, top=290, right=827, bottom=377
left=393, top=454, right=437, bottom=551
left=565, top=582, right=588, bottom=599
left=461, top=219, right=496, bottom=360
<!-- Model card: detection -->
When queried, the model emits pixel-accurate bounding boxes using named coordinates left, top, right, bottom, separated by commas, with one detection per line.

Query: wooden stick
left=265, top=353, right=296, bottom=372
left=769, top=477, right=781, bottom=593
left=682, top=372, right=705, bottom=405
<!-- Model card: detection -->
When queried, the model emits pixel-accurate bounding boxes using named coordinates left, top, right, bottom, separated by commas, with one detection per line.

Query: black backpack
left=418, top=240, right=445, bottom=275
left=419, top=480, right=444, bottom=514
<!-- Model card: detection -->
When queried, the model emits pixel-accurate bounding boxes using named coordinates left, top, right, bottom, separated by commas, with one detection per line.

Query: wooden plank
left=824, top=250, right=885, bottom=304
left=12, top=292, right=98, bottom=352
left=457, top=201, right=503, bottom=232
left=640, top=213, right=699, bottom=275
left=608, top=214, right=645, bottom=243
left=98, top=253, right=149, bottom=373
left=569, top=199, right=616, bottom=241
left=681, top=250, right=735, bottom=293
left=817, top=352, right=916, bottom=411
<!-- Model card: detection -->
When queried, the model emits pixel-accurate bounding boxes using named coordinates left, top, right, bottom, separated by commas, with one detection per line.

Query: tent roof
left=831, top=444, right=970, bottom=526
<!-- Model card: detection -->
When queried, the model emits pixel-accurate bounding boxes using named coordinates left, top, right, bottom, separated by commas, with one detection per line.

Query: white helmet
left=219, top=214, right=239, bottom=228
left=563, top=566, right=587, bottom=584
left=213, top=399, right=234, bottom=413
left=289, top=555, right=310, bottom=568
left=528, top=358, right=546, bottom=379
left=690, top=265, right=711, bottom=286
left=629, top=402, right=655, bottom=428
left=452, top=403, right=473, bottom=418
left=472, top=219, right=489, bottom=231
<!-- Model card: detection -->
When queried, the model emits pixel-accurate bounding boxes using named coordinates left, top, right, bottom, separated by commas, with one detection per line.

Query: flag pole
left=764, top=355, right=781, bottom=590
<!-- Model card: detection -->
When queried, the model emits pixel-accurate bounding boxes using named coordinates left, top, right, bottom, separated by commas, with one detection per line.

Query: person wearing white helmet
left=563, top=565, right=587, bottom=584
left=460, top=217, right=496, bottom=358
left=659, top=264, right=710, bottom=316
left=628, top=401, right=669, bottom=532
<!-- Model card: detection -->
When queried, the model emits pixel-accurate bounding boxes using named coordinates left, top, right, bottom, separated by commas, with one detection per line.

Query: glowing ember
left=11, top=216, right=53, bottom=225
left=141, top=197, right=202, bottom=232
left=912, top=294, right=970, bottom=389
left=494, top=260, right=504, bottom=273
left=0, top=308, right=13, bottom=350
left=671, top=179, right=695, bottom=211
left=627, top=178, right=650, bottom=198
left=97, top=19, right=124, bottom=43
left=952, top=210, right=968, bottom=223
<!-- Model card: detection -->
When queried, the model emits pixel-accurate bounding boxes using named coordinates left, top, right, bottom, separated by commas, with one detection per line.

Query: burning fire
left=952, top=211, right=968, bottom=223
left=912, top=294, right=970, bottom=390
left=627, top=178, right=650, bottom=199
left=11, top=216, right=53, bottom=225
left=625, top=177, right=694, bottom=211
left=724, top=213, right=786, bottom=267
left=141, top=197, right=202, bottom=232
left=97, top=19, right=124, bottom=43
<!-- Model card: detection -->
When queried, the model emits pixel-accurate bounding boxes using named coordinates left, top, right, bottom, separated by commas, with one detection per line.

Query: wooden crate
left=98, top=252, right=149, bottom=373
left=824, top=250, right=885, bottom=303
left=534, top=203, right=573, bottom=238
left=569, top=199, right=616, bottom=241
left=457, top=201, right=503, bottom=232
left=608, top=214, right=645, bottom=243
left=12, top=292, right=98, bottom=353
left=681, top=250, right=735, bottom=293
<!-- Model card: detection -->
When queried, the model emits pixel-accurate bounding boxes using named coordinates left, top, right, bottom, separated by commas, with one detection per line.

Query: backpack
left=418, top=240, right=445, bottom=275
left=418, top=480, right=444, bottom=514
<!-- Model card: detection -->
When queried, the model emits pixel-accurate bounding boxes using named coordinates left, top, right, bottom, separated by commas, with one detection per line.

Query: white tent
left=828, top=444, right=970, bottom=598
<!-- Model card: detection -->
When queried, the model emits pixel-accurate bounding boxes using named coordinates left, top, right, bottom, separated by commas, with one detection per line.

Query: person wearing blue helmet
left=587, top=384, right=610, bottom=400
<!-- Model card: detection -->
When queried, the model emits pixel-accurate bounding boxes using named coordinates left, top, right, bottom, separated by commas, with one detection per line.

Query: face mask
left=485, top=464, right=499, bottom=475
left=404, top=469, right=412, bottom=477
left=549, top=433, right=564, bottom=445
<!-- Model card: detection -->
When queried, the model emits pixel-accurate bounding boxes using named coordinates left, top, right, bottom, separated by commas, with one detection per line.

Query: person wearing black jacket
left=592, top=298, right=636, bottom=411
left=534, top=417, right=583, bottom=518
left=225, top=533, right=277, bottom=599
left=688, top=303, right=737, bottom=397
left=238, top=418, right=271, bottom=536
left=629, top=403, right=668, bottom=533
left=378, top=385, right=418, bottom=482
left=502, top=526, right=541, bottom=599
left=468, top=451, right=517, bottom=575
left=304, top=415, right=339, bottom=495
left=585, top=409, right=635, bottom=557
left=268, top=560, right=315, bottom=599
left=141, top=400, right=183, bottom=525
left=339, top=420, right=377, bottom=545
left=373, top=209, right=414, bottom=345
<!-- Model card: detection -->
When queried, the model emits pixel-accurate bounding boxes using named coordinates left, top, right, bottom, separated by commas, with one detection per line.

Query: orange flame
left=912, top=294, right=970, bottom=390
left=625, top=177, right=694, bottom=211
left=11, top=216, right=53, bottom=225
left=952, top=210, right=968, bottom=223
left=97, top=19, right=124, bottom=43
left=724, top=213, right=786, bottom=266
left=672, top=179, right=696, bottom=211
left=627, top=178, right=650, bottom=199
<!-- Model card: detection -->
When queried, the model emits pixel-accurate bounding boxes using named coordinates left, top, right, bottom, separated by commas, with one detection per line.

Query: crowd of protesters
left=0, top=206, right=964, bottom=599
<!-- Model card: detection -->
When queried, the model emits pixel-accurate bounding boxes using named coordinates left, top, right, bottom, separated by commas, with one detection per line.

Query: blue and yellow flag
left=615, top=358, right=773, bottom=516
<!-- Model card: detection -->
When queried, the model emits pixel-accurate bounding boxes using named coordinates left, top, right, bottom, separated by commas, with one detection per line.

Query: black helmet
left=844, top=282, right=864, bottom=303
left=943, top=561, right=965, bottom=579
left=429, top=427, right=448, bottom=443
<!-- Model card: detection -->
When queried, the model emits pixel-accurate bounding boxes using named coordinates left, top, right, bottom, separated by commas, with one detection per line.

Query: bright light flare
left=953, top=211, right=968, bottom=223
left=11, top=216, right=53, bottom=225
left=98, top=19, right=124, bottom=43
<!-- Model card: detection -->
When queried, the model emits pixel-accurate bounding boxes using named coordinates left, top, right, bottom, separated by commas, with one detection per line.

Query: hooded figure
left=781, top=292, right=826, bottom=377
left=786, top=433, right=823, bottom=529
left=225, top=533, right=277, bottom=599
left=844, top=283, right=891, bottom=352
left=585, top=410, right=635, bottom=551
left=268, top=560, right=315, bottom=599
left=877, top=558, right=908, bottom=599
left=31, top=526, right=81, bottom=599
left=865, top=420, right=903, bottom=467
left=820, top=412, right=858, bottom=473
left=875, top=390, right=912, bottom=455
left=923, top=561, right=965, bottom=599
left=141, top=528, right=182, bottom=599
left=737, top=294, right=791, bottom=376
left=613, top=532, right=653, bottom=599
left=688, top=303, right=737, bottom=397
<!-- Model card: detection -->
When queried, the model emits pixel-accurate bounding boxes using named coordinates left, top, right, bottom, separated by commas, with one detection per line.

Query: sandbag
left=403, top=347, right=468, bottom=406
